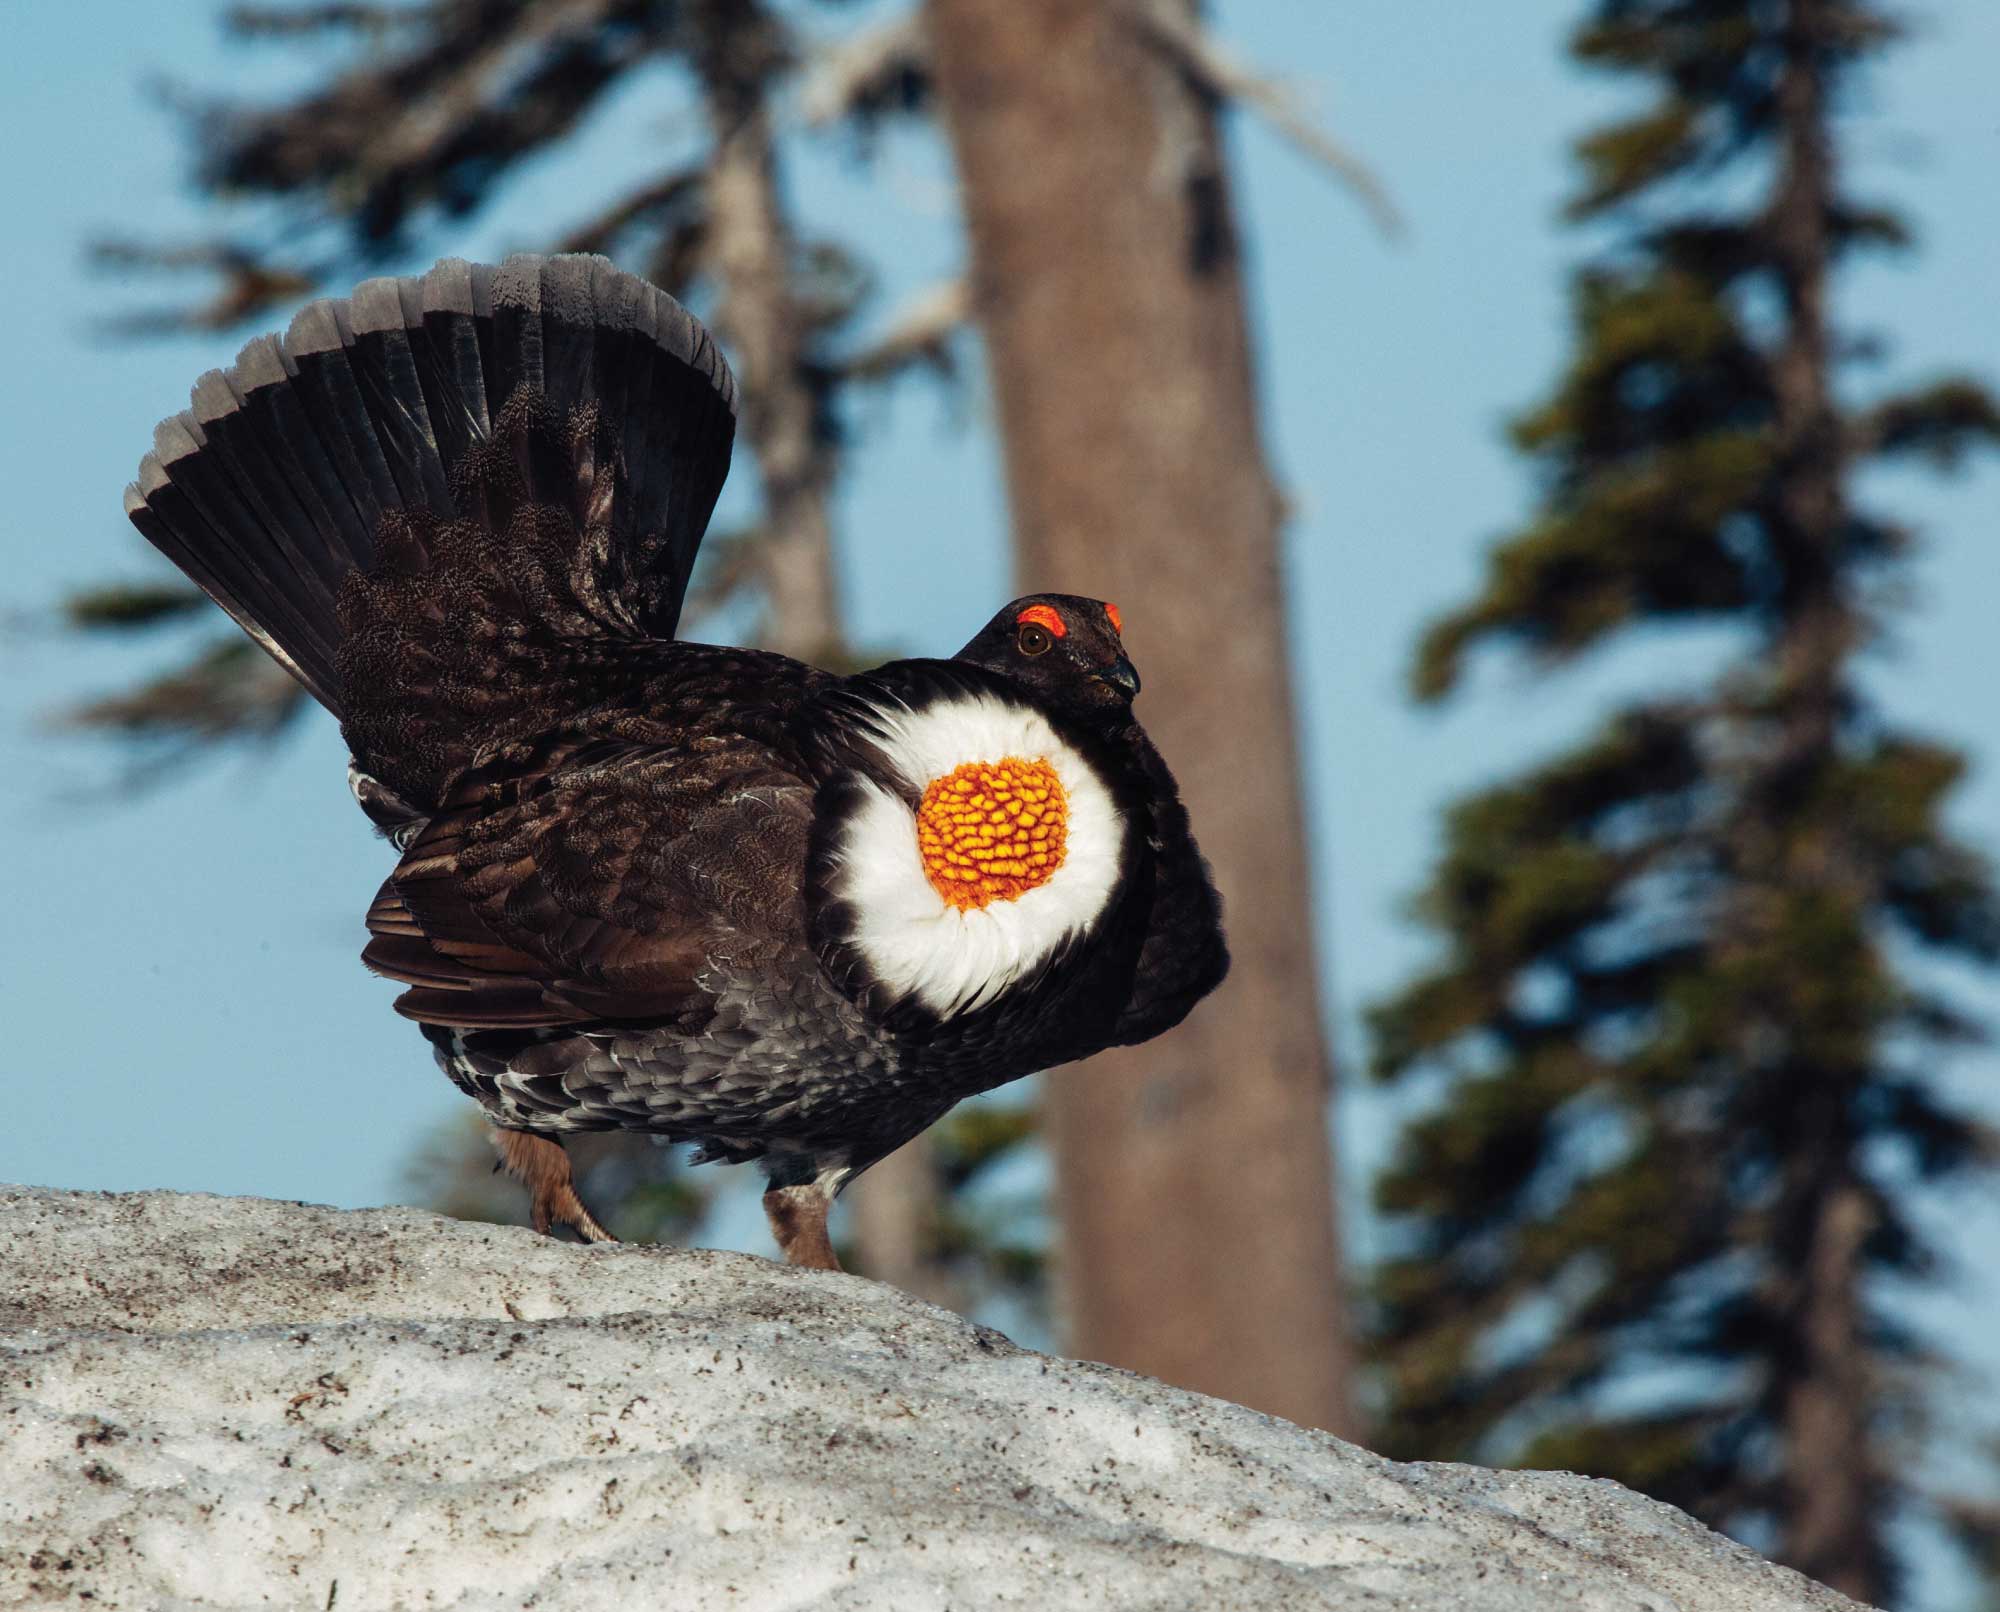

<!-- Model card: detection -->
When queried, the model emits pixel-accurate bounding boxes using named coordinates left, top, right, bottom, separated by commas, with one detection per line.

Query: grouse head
left=955, top=594, right=1139, bottom=724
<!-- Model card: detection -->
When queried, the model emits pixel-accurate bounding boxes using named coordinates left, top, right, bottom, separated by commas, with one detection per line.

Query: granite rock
left=0, top=1186, right=1870, bottom=1611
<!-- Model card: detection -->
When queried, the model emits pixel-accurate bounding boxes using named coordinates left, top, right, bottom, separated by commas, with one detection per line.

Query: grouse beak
left=1098, top=655, right=1142, bottom=699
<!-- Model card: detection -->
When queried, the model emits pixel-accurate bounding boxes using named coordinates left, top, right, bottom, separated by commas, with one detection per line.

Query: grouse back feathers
left=125, top=255, right=1227, bottom=1266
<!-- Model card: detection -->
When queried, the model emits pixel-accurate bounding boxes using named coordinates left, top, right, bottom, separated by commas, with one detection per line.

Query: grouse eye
left=1017, top=623, right=1054, bottom=657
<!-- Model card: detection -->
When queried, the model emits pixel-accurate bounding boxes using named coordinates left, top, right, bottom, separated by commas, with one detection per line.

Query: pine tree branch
left=85, top=239, right=321, bottom=335
left=800, top=10, right=931, bottom=132
left=223, top=4, right=426, bottom=40
left=1124, top=0, right=1402, bottom=239
left=554, top=169, right=707, bottom=257
left=1850, top=377, right=2000, bottom=467
left=198, top=0, right=658, bottom=247
left=63, top=583, right=212, bottom=631
left=836, top=277, right=968, bottom=385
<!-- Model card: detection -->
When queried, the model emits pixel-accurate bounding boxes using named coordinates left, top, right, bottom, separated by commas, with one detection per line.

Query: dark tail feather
left=125, top=254, right=738, bottom=721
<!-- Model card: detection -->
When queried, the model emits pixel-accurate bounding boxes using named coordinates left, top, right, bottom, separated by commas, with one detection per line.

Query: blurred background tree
left=71, top=0, right=991, bottom=1309
left=1367, top=0, right=2000, bottom=1602
left=66, top=0, right=1384, bottom=1425
left=927, top=0, right=1362, bottom=1432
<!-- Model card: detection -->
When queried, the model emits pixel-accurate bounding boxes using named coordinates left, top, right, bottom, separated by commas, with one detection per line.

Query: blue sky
left=3, top=1, right=1997, bottom=1593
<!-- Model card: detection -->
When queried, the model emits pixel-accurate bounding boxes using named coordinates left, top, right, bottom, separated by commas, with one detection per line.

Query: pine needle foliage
left=1370, top=3, right=2000, bottom=1602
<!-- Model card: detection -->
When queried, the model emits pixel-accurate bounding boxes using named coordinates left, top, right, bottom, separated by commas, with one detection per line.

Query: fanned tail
left=124, top=254, right=738, bottom=725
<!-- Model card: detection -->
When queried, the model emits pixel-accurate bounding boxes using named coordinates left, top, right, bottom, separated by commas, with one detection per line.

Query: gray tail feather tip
left=123, top=253, right=740, bottom=720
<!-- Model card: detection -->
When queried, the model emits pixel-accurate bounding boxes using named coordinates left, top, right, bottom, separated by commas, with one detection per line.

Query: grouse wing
left=363, top=733, right=817, bottom=1030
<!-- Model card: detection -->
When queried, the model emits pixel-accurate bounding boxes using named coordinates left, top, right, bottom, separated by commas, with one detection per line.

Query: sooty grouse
left=125, top=254, right=1228, bottom=1268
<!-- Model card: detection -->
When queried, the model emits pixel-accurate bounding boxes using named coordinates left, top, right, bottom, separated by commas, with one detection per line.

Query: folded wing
left=364, top=737, right=817, bottom=1030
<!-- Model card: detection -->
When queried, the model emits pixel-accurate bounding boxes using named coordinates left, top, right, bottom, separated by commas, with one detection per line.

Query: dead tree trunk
left=689, top=0, right=841, bottom=663
left=927, top=0, right=1352, bottom=1431
left=691, top=0, right=947, bottom=1297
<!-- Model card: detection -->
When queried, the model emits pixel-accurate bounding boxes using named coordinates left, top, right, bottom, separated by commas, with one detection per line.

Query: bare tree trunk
left=847, top=1139, right=961, bottom=1307
left=1763, top=2, right=1880, bottom=1598
left=691, top=0, right=948, bottom=1296
left=1777, top=1167, right=1876, bottom=1599
left=927, top=0, right=1352, bottom=1432
left=690, top=0, right=842, bottom=663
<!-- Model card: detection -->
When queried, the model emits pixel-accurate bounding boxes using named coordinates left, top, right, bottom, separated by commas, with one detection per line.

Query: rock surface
left=1, top=1186, right=1866, bottom=1611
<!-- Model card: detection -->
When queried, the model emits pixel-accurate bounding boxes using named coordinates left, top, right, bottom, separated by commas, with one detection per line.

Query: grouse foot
left=762, top=1183, right=842, bottom=1271
left=494, top=1128, right=617, bottom=1244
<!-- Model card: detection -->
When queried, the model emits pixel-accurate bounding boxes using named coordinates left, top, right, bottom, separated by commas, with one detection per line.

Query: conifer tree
left=1370, top=1, right=2000, bottom=1601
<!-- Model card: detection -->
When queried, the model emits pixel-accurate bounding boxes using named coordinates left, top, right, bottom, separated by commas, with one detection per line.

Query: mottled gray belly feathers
left=429, top=950, right=934, bottom=1180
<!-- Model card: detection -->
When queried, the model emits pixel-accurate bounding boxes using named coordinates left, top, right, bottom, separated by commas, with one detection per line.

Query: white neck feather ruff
left=826, top=691, right=1127, bottom=1019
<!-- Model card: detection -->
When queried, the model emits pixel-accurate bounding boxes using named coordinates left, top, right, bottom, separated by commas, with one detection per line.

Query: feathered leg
left=762, top=1183, right=842, bottom=1271
left=494, top=1129, right=617, bottom=1244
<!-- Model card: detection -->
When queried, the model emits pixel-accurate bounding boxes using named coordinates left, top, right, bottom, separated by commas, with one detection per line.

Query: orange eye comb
left=1015, top=603, right=1067, bottom=637
left=1104, top=602, right=1123, bottom=635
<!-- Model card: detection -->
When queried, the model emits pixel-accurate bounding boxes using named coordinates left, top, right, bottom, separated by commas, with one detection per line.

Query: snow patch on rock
left=0, top=1186, right=1870, bottom=1610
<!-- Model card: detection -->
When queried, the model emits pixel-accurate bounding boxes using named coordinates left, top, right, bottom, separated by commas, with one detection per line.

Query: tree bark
left=926, top=0, right=1352, bottom=1432
left=845, top=1138, right=960, bottom=1307
left=690, top=0, right=842, bottom=663
left=1776, top=1167, right=1876, bottom=1599
left=1763, top=1, right=1879, bottom=1599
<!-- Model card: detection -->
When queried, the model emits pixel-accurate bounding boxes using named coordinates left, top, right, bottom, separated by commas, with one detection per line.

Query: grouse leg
left=762, top=1183, right=843, bottom=1271
left=494, top=1129, right=617, bottom=1244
